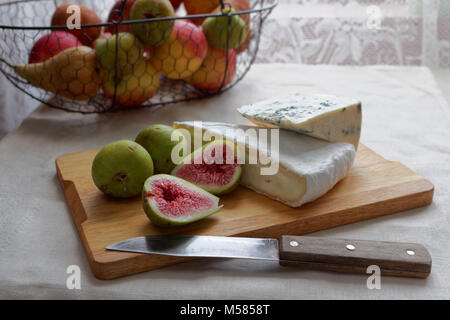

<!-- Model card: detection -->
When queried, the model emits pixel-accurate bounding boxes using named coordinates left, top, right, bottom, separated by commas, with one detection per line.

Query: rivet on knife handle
left=278, top=236, right=432, bottom=278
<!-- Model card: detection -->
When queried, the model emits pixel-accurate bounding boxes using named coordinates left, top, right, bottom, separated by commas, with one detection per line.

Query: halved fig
left=171, top=140, right=242, bottom=195
left=142, top=174, right=221, bottom=227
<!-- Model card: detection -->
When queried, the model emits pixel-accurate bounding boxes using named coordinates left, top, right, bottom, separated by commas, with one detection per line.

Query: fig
left=171, top=140, right=242, bottom=195
left=135, top=124, right=187, bottom=174
left=142, top=174, right=221, bottom=227
left=92, top=140, right=154, bottom=198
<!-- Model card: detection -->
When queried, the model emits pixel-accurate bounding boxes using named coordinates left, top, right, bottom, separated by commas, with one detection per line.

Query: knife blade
left=106, top=235, right=432, bottom=278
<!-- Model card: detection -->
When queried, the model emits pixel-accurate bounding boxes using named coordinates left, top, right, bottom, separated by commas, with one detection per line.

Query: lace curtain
left=257, top=0, right=450, bottom=67
left=0, top=0, right=449, bottom=137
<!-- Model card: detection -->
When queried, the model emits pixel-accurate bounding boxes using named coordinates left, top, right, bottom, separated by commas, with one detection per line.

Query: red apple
left=103, top=59, right=160, bottom=107
left=106, top=0, right=180, bottom=34
left=151, top=21, right=207, bottom=79
left=51, top=4, right=102, bottom=46
left=106, top=0, right=136, bottom=34
left=185, top=46, right=236, bottom=91
left=29, top=31, right=82, bottom=64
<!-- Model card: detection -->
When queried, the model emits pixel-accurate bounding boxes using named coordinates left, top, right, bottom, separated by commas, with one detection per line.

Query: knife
left=106, top=235, right=432, bottom=278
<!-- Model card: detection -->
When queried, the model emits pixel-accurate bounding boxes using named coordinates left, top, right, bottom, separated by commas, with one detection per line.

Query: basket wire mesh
left=0, top=0, right=277, bottom=113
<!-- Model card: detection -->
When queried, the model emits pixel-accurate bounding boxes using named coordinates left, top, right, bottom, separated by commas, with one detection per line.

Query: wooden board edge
left=86, top=179, right=434, bottom=280
left=56, top=158, right=88, bottom=225
left=55, top=158, right=101, bottom=277
left=239, top=179, right=435, bottom=239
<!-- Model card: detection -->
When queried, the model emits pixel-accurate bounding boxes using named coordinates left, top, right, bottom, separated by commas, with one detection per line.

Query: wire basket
left=0, top=0, right=277, bottom=113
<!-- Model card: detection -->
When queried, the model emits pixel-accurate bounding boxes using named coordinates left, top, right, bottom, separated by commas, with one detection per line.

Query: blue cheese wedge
left=237, top=93, right=362, bottom=150
left=173, top=121, right=355, bottom=208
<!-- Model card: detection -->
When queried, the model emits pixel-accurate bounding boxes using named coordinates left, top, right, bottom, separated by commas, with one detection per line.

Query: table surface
left=1, top=64, right=450, bottom=299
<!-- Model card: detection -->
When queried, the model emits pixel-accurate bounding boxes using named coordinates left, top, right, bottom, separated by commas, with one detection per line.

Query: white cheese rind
left=173, top=121, right=355, bottom=208
left=237, top=93, right=362, bottom=150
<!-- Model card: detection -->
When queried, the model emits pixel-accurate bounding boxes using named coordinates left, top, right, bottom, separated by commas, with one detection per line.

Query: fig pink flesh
left=147, top=177, right=215, bottom=217
left=176, top=144, right=239, bottom=187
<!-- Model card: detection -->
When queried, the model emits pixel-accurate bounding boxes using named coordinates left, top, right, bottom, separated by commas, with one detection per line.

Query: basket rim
left=0, top=0, right=278, bottom=30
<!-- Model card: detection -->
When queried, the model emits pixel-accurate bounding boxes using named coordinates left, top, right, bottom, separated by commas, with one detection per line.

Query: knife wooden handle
left=278, top=236, right=432, bottom=278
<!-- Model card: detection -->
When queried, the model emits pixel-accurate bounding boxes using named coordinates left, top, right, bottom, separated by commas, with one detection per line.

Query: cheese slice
left=237, top=93, right=362, bottom=150
left=173, top=121, right=355, bottom=208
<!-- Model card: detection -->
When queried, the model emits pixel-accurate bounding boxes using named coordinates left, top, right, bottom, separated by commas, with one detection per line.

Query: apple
left=170, top=0, right=182, bottom=10
left=185, top=46, right=236, bottom=91
left=29, top=31, right=82, bottom=64
left=129, top=0, right=175, bottom=47
left=202, top=8, right=248, bottom=50
left=151, top=21, right=207, bottom=79
left=51, top=4, right=102, bottom=46
left=183, top=0, right=219, bottom=25
left=103, top=59, right=160, bottom=107
left=106, top=0, right=136, bottom=34
left=209, top=0, right=251, bottom=53
left=95, top=32, right=144, bottom=75
left=92, top=32, right=112, bottom=49
left=106, top=0, right=180, bottom=34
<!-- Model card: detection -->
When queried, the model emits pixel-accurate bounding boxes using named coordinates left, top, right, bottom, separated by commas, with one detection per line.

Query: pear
left=202, top=8, right=248, bottom=50
left=14, top=46, right=104, bottom=101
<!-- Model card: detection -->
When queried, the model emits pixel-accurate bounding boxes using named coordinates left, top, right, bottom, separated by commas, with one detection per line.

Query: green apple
left=202, top=8, right=248, bottom=50
left=130, top=0, right=175, bottom=47
left=95, top=32, right=144, bottom=74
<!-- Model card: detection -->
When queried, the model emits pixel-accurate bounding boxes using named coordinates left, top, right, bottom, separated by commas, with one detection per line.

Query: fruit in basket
left=106, top=0, right=136, bottom=33
left=202, top=8, right=248, bottom=50
left=142, top=174, right=221, bottom=227
left=92, top=140, right=154, bottom=198
left=92, top=32, right=112, bottom=49
left=129, top=0, right=175, bottom=47
left=14, top=46, right=104, bottom=100
left=135, top=124, right=188, bottom=174
left=103, top=58, right=160, bottom=107
left=185, top=46, right=236, bottom=91
left=211, top=0, right=250, bottom=23
left=236, top=28, right=251, bottom=54
left=171, top=140, right=242, bottom=195
left=95, top=32, right=145, bottom=75
left=210, top=0, right=251, bottom=53
left=170, top=0, right=182, bottom=10
left=28, top=31, right=82, bottom=64
left=151, top=21, right=207, bottom=79
left=106, top=0, right=180, bottom=34
left=184, top=0, right=220, bottom=25
left=51, top=4, right=102, bottom=46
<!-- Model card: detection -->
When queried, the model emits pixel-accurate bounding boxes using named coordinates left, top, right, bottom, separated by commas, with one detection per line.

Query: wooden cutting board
left=55, top=144, right=434, bottom=280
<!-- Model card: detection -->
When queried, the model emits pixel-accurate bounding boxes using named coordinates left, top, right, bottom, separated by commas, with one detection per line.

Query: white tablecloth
left=1, top=64, right=450, bottom=299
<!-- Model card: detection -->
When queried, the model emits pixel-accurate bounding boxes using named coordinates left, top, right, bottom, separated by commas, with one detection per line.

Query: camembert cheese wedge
left=173, top=121, right=355, bottom=208
left=237, top=93, right=362, bottom=150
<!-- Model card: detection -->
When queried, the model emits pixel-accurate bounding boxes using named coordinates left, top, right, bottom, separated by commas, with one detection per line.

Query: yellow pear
left=14, top=46, right=104, bottom=101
